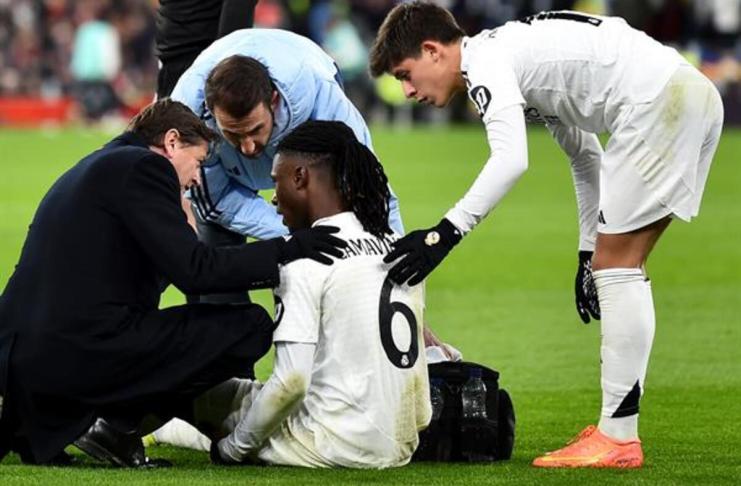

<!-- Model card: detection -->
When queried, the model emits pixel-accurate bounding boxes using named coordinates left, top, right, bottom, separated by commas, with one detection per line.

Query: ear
left=162, top=129, right=181, bottom=157
left=270, top=90, right=280, bottom=112
left=421, top=40, right=443, bottom=61
left=294, top=165, right=309, bottom=191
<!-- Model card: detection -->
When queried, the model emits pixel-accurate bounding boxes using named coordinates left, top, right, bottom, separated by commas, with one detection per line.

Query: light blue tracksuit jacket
left=171, top=28, right=403, bottom=239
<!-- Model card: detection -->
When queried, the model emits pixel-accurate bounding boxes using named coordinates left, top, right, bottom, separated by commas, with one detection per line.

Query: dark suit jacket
left=0, top=132, right=280, bottom=462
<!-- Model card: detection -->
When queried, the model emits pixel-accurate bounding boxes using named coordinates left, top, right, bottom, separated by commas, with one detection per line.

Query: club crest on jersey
left=469, top=86, right=492, bottom=118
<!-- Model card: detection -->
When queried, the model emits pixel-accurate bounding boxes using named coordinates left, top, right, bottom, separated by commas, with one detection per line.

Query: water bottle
left=461, top=368, right=487, bottom=419
left=461, top=368, right=493, bottom=461
left=430, top=378, right=445, bottom=421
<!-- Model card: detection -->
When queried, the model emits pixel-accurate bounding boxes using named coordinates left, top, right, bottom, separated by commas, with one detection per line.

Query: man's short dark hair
left=205, top=55, right=274, bottom=118
left=369, top=1, right=465, bottom=77
left=127, top=98, right=217, bottom=147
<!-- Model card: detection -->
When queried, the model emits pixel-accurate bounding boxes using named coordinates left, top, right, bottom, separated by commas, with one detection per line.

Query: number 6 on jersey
left=378, top=275, right=419, bottom=369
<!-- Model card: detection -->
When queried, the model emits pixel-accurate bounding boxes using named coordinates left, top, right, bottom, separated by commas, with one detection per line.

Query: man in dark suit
left=0, top=99, right=346, bottom=468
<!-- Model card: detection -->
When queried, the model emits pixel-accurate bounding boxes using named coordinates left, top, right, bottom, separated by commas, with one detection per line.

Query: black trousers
left=156, top=0, right=257, bottom=99
left=157, top=53, right=201, bottom=99
left=98, top=325, right=263, bottom=433
left=1, top=302, right=274, bottom=464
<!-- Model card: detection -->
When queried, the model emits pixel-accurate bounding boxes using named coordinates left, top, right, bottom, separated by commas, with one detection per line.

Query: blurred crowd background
left=0, top=0, right=739, bottom=126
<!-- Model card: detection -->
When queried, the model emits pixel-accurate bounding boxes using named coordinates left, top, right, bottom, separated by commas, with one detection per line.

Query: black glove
left=383, top=218, right=462, bottom=286
left=275, top=226, right=347, bottom=265
left=575, top=250, right=601, bottom=324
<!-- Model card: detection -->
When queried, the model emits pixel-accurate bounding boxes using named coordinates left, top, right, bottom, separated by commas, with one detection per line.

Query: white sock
left=593, top=268, right=655, bottom=441
left=599, top=414, right=639, bottom=443
left=151, top=378, right=258, bottom=451
left=153, top=418, right=211, bottom=451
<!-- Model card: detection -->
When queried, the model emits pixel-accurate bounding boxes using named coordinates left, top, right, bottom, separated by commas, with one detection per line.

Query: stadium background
left=1, top=0, right=740, bottom=484
left=0, top=0, right=739, bottom=125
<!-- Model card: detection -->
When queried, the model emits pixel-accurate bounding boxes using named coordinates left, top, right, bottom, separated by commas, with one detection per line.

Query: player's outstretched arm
left=444, top=104, right=528, bottom=233
left=385, top=105, right=528, bottom=286
left=214, top=342, right=315, bottom=464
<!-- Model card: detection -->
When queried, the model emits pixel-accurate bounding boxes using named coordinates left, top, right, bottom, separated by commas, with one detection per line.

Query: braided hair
left=277, top=121, right=392, bottom=238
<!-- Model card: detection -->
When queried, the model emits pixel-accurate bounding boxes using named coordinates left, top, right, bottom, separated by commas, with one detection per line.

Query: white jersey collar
left=460, top=36, right=471, bottom=75
left=312, top=211, right=363, bottom=231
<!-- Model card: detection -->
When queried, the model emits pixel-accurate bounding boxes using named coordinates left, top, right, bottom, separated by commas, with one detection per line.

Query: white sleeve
left=463, top=41, right=525, bottom=120
left=444, top=104, right=528, bottom=234
left=217, top=342, right=315, bottom=462
left=547, top=124, right=602, bottom=251
left=272, top=260, right=322, bottom=344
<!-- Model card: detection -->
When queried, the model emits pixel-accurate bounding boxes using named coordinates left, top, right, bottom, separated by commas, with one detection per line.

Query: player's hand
left=575, top=250, right=601, bottom=324
left=210, top=440, right=235, bottom=465
left=275, top=226, right=348, bottom=265
left=384, top=218, right=462, bottom=286
left=211, top=439, right=262, bottom=466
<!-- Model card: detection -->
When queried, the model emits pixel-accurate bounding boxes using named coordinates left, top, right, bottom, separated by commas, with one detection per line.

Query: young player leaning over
left=369, top=1, right=723, bottom=468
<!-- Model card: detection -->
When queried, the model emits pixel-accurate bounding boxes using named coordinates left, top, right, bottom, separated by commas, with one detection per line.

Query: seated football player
left=208, top=120, right=433, bottom=467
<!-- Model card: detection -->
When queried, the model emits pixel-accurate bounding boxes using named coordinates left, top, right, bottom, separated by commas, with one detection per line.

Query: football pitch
left=1, top=125, right=739, bottom=484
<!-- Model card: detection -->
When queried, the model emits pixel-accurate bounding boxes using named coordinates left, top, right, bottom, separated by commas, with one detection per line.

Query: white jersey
left=445, top=11, right=693, bottom=239
left=267, top=212, right=431, bottom=468
left=462, top=11, right=686, bottom=133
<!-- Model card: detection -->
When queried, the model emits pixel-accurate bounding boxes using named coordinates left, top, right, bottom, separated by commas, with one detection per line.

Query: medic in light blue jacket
left=171, top=28, right=403, bottom=239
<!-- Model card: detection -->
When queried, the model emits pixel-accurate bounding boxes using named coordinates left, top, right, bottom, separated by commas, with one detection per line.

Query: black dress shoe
left=74, top=418, right=172, bottom=468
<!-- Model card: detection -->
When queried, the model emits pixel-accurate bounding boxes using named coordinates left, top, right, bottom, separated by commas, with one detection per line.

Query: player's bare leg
left=592, top=217, right=671, bottom=271
left=534, top=217, right=671, bottom=468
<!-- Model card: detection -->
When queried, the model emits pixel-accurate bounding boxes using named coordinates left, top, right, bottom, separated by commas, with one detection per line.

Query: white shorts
left=599, top=64, right=724, bottom=234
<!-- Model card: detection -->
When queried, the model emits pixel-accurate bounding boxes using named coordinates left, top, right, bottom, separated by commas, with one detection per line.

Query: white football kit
left=218, top=212, right=431, bottom=468
left=445, top=11, right=723, bottom=249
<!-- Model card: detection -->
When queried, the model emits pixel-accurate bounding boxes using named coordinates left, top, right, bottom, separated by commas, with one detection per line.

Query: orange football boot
left=532, top=425, right=643, bottom=468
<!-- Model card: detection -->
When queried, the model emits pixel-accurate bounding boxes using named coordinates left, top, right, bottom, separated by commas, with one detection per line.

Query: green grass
left=1, top=124, right=740, bottom=484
